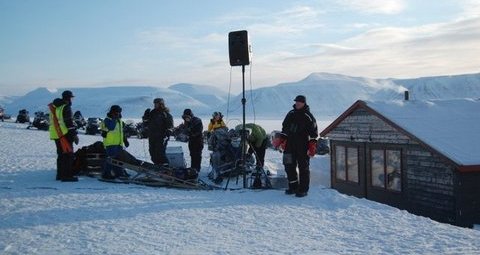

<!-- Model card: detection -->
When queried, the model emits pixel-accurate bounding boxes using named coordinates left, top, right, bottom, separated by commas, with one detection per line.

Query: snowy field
left=1, top=121, right=479, bottom=254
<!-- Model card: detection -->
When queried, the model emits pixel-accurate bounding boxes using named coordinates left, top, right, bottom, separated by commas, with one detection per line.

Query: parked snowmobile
left=135, top=108, right=150, bottom=139
left=15, top=109, right=30, bottom=123
left=0, top=107, right=5, bottom=122
left=27, top=111, right=49, bottom=130
left=135, top=122, right=148, bottom=139
left=85, top=117, right=102, bottom=135
left=207, top=127, right=255, bottom=184
left=316, top=137, right=330, bottom=155
left=123, top=120, right=138, bottom=138
left=73, top=111, right=87, bottom=130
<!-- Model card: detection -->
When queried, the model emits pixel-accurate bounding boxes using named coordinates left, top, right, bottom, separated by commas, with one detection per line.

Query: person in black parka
left=281, top=95, right=318, bottom=197
left=181, top=109, right=204, bottom=172
left=147, top=98, right=173, bottom=166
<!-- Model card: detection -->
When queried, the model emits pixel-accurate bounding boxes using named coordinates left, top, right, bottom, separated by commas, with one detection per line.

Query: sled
left=104, top=158, right=214, bottom=190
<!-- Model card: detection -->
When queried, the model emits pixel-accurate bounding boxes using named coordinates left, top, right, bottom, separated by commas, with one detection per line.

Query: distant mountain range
left=224, top=72, right=480, bottom=118
left=1, top=84, right=228, bottom=118
left=2, top=72, right=480, bottom=119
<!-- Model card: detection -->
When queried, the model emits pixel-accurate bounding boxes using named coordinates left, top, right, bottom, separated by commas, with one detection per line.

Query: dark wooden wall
left=405, top=145, right=456, bottom=224
left=455, top=171, right=480, bottom=227
left=326, top=107, right=466, bottom=226
left=327, top=108, right=414, bottom=144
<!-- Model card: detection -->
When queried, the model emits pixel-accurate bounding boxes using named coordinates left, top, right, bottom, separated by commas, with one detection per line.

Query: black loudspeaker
left=229, top=30, right=250, bottom=66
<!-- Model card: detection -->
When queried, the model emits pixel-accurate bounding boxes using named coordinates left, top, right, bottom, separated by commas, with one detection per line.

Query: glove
left=307, top=139, right=317, bottom=157
left=73, top=135, right=79, bottom=145
left=272, top=133, right=287, bottom=150
left=124, top=139, right=129, bottom=148
left=279, top=140, right=287, bottom=152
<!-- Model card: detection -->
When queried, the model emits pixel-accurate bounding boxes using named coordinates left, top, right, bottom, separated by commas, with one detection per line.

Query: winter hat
left=153, top=98, right=164, bottom=104
left=109, top=105, right=122, bottom=113
left=182, top=109, right=193, bottom=118
left=62, top=90, right=75, bottom=99
left=294, top=95, right=306, bottom=103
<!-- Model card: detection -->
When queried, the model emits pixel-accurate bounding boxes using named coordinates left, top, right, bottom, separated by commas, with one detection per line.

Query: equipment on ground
left=73, top=111, right=86, bottom=130
left=317, top=137, right=330, bottom=155
left=123, top=120, right=138, bottom=138
left=85, top=117, right=102, bottom=135
left=27, top=111, right=49, bottom=130
left=16, top=109, right=30, bottom=123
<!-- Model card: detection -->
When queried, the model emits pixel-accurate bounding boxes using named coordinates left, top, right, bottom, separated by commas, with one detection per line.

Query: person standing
left=48, top=90, right=79, bottom=182
left=101, top=105, right=130, bottom=179
left=181, top=109, right=204, bottom=172
left=277, top=95, right=318, bottom=197
left=147, top=98, right=173, bottom=166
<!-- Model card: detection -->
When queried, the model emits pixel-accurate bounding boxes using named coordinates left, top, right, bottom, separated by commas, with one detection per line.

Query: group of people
left=49, top=90, right=318, bottom=197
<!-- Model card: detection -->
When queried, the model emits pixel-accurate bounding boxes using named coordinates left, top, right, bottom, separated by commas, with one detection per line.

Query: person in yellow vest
left=208, top=112, right=226, bottom=132
left=100, top=105, right=130, bottom=179
left=49, top=90, right=79, bottom=182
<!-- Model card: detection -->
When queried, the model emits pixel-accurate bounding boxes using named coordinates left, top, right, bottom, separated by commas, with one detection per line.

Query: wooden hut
left=320, top=98, right=480, bottom=227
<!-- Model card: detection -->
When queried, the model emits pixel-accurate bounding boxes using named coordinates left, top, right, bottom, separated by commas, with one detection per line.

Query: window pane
left=386, top=150, right=401, bottom=191
left=347, top=147, right=359, bottom=183
left=371, top=150, right=385, bottom=188
left=336, top=146, right=346, bottom=181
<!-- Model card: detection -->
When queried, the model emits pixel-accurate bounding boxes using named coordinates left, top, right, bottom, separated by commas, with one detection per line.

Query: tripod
left=247, top=140, right=272, bottom=189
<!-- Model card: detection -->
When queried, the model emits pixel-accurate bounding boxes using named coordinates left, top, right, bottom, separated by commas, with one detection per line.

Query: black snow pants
left=188, top=136, right=204, bottom=171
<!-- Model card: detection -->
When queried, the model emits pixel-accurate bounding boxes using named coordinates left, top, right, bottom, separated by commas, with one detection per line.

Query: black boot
left=285, top=181, right=298, bottom=195
left=295, top=191, right=308, bottom=197
left=61, top=176, right=78, bottom=182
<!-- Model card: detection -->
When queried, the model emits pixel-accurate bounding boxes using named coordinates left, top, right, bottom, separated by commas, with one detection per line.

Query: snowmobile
left=0, top=107, right=4, bottom=122
left=316, top=137, right=330, bottom=155
left=27, top=111, right=49, bottom=130
left=207, top=127, right=256, bottom=184
left=135, top=122, right=148, bottom=139
left=123, top=120, right=138, bottom=138
left=73, top=111, right=87, bottom=130
left=85, top=117, right=102, bottom=135
left=16, top=109, right=30, bottom=123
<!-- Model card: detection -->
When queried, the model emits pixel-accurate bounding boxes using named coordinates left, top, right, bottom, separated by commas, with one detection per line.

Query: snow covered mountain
left=169, top=83, right=228, bottom=107
left=0, top=95, right=17, bottom=108
left=4, top=85, right=228, bottom=118
left=4, top=72, right=480, bottom=119
left=224, top=72, right=480, bottom=119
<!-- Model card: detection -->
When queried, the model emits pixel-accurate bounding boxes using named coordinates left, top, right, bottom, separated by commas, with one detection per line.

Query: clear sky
left=1, top=0, right=479, bottom=96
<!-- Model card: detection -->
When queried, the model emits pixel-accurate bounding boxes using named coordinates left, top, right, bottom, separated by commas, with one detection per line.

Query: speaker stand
left=224, top=65, right=248, bottom=190
left=241, top=64, right=247, bottom=188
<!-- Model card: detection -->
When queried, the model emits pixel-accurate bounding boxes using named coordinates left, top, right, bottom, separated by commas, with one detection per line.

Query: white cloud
left=458, top=0, right=480, bottom=17
left=250, top=16, right=480, bottom=84
left=216, top=5, right=324, bottom=37
left=336, top=0, right=406, bottom=14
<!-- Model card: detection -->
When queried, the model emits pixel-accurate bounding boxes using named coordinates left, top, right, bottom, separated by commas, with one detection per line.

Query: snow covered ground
left=1, top=121, right=479, bottom=254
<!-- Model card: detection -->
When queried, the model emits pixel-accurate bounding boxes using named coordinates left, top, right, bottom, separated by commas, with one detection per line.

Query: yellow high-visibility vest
left=101, top=118, right=124, bottom=147
left=49, top=104, right=68, bottom=140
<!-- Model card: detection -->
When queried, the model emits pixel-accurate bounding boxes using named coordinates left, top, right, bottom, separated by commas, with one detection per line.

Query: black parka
left=281, top=104, right=318, bottom=153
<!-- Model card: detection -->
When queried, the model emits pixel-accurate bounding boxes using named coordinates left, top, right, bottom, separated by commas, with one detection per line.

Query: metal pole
left=241, top=64, right=247, bottom=188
